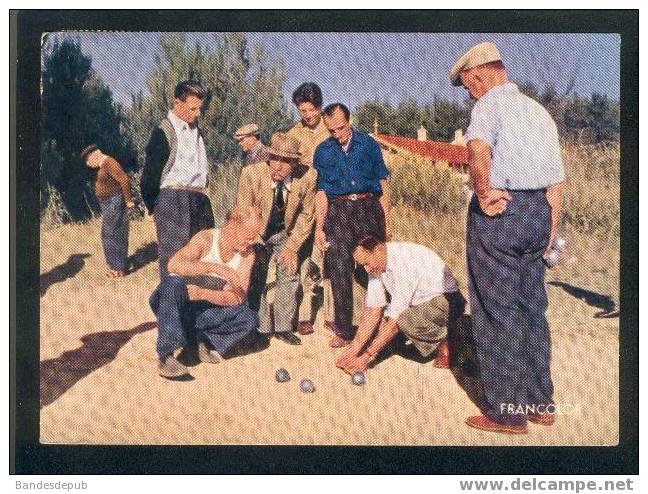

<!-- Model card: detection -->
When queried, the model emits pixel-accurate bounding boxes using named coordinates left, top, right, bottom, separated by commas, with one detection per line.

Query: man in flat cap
left=140, top=80, right=215, bottom=279
left=235, top=124, right=270, bottom=166
left=451, top=42, right=565, bottom=434
left=235, top=133, right=317, bottom=346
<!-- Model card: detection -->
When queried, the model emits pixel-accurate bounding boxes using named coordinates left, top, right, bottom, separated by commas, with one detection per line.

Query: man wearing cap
left=235, top=124, right=270, bottom=166
left=235, top=133, right=317, bottom=346
left=314, top=103, right=391, bottom=348
left=287, top=82, right=332, bottom=336
left=450, top=42, right=565, bottom=434
left=141, top=80, right=215, bottom=279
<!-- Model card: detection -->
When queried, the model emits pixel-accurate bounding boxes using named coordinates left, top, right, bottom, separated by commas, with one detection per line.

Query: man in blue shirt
left=450, top=42, right=565, bottom=434
left=313, top=103, right=391, bottom=347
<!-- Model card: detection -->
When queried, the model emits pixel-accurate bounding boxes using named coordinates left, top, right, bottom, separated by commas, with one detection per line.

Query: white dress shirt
left=160, top=110, right=209, bottom=188
left=365, top=241, right=459, bottom=320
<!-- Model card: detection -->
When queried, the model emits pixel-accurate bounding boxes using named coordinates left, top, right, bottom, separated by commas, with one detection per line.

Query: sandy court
left=39, top=218, right=619, bottom=446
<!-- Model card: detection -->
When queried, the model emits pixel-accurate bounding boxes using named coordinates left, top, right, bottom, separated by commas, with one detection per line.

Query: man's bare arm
left=314, top=190, right=330, bottom=251
left=365, top=317, right=400, bottom=358
left=167, top=230, right=241, bottom=283
left=467, top=140, right=511, bottom=216
left=544, top=182, right=564, bottom=254
left=188, top=248, right=256, bottom=306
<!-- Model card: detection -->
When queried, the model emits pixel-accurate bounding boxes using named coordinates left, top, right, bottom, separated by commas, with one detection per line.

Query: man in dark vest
left=141, top=80, right=215, bottom=279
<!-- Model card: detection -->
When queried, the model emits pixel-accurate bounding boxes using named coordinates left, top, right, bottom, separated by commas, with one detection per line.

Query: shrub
left=386, top=152, right=468, bottom=214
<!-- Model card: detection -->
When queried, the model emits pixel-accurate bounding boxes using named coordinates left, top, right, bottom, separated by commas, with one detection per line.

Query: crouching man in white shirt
left=336, top=235, right=466, bottom=374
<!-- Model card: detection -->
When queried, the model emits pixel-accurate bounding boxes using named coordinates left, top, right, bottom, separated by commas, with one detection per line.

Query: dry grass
left=386, top=153, right=468, bottom=214
left=561, top=142, right=620, bottom=238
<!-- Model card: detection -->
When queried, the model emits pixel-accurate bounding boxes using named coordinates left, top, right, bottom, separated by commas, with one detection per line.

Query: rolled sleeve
left=365, top=275, right=387, bottom=308
left=383, top=290, right=413, bottom=320
left=465, top=101, right=498, bottom=148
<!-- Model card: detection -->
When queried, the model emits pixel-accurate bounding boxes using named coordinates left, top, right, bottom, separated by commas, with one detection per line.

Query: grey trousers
left=258, top=231, right=300, bottom=334
left=397, top=291, right=466, bottom=357
left=98, top=194, right=129, bottom=273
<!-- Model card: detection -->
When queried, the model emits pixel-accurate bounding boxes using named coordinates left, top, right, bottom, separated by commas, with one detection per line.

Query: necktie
left=274, top=181, right=285, bottom=210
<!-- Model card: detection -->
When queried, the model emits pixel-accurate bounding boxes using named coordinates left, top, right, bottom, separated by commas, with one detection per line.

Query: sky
left=45, top=32, right=620, bottom=110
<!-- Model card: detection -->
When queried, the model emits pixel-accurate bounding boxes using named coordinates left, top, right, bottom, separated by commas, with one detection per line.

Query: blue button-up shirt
left=313, top=129, right=389, bottom=198
left=465, top=82, right=565, bottom=190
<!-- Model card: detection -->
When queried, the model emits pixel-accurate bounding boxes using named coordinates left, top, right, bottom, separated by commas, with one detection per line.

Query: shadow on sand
left=40, top=321, right=157, bottom=408
left=128, top=242, right=159, bottom=274
left=371, top=313, right=488, bottom=412
left=548, top=281, right=618, bottom=318
left=40, top=253, right=91, bottom=297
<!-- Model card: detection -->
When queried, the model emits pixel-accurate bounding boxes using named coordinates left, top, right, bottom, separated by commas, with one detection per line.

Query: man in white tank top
left=149, top=205, right=264, bottom=379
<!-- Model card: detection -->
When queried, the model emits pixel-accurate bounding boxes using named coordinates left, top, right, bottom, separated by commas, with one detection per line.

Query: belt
left=162, top=184, right=208, bottom=195
left=331, top=192, right=376, bottom=202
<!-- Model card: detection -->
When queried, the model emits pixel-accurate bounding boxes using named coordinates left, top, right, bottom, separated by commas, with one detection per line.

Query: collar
left=341, top=129, right=354, bottom=153
left=272, top=176, right=292, bottom=191
left=167, top=110, right=193, bottom=133
left=383, top=242, right=395, bottom=275
left=481, top=82, right=519, bottom=102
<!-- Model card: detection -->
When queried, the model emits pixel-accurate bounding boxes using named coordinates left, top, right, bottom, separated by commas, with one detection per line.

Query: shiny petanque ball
left=300, top=379, right=315, bottom=393
left=351, top=372, right=366, bottom=386
left=544, top=249, right=561, bottom=268
left=553, top=236, right=567, bottom=252
left=275, top=368, right=291, bottom=383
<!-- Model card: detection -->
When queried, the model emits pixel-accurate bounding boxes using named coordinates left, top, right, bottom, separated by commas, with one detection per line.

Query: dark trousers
left=98, top=194, right=129, bottom=273
left=324, top=197, right=386, bottom=339
left=466, top=190, right=554, bottom=426
left=154, top=188, right=214, bottom=279
left=149, top=276, right=258, bottom=359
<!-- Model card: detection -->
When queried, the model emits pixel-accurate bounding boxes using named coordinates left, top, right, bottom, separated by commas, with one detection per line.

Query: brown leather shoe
left=296, top=321, right=314, bottom=335
left=329, top=335, right=351, bottom=348
left=465, top=415, right=528, bottom=434
left=432, top=339, right=450, bottom=369
left=527, top=413, right=556, bottom=426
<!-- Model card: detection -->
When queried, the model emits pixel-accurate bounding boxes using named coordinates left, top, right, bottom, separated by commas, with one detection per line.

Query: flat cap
left=234, top=124, right=260, bottom=139
left=450, top=42, right=502, bottom=86
left=267, top=132, right=301, bottom=160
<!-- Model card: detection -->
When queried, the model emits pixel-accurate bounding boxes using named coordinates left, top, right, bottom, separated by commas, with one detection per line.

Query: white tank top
left=200, top=228, right=242, bottom=273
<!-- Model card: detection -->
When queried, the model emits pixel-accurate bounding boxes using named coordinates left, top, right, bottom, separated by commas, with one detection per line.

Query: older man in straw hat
left=450, top=42, right=565, bottom=434
left=236, top=132, right=317, bottom=346
left=234, top=123, right=270, bottom=166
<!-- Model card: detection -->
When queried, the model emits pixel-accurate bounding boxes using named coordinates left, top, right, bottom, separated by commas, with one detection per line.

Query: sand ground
left=39, top=215, right=619, bottom=446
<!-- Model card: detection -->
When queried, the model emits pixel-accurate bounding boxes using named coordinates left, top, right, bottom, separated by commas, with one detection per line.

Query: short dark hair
left=174, top=80, right=205, bottom=101
left=80, top=144, right=99, bottom=161
left=356, top=235, right=384, bottom=253
left=322, top=103, right=350, bottom=122
left=292, top=82, right=323, bottom=108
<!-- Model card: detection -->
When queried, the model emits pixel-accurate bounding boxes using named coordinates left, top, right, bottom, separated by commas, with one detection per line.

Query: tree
left=41, top=37, right=136, bottom=221
left=124, top=33, right=293, bottom=168
left=353, top=99, right=395, bottom=135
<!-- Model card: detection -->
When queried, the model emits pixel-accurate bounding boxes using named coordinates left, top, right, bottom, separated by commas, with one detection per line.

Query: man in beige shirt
left=286, top=82, right=332, bottom=335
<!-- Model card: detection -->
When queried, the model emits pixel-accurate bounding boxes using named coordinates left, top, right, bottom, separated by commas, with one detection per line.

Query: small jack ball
left=352, top=372, right=366, bottom=386
left=275, top=368, right=290, bottom=383
left=300, top=379, right=315, bottom=393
